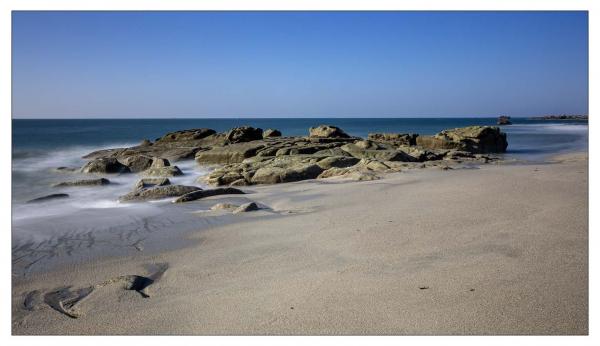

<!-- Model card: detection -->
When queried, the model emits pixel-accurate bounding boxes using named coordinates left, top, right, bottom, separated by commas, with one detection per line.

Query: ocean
left=11, top=117, right=588, bottom=274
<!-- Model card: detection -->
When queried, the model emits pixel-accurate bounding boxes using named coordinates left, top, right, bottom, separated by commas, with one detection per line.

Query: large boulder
left=226, top=126, right=263, bottom=143
left=251, top=163, right=323, bottom=184
left=52, top=178, right=110, bottom=187
left=416, top=126, right=508, bottom=153
left=309, top=125, right=350, bottom=138
left=173, top=187, right=245, bottom=203
left=118, top=155, right=154, bottom=173
left=119, top=185, right=201, bottom=202
left=195, top=142, right=267, bottom=164
left=263, top=129, right=282, bottom=138
left=142, top=166, right=183, bottom=177
left=81, top=158, right=131, bottom=174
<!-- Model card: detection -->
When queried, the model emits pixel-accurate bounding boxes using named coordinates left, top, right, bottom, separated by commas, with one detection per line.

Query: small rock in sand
left=210, top=203, right=239, bottom=211
left=233, top=202, right=260, bottom=213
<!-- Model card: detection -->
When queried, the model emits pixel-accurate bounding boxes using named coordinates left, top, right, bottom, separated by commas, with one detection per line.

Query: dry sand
left=12, top=154, right=588, bottom=335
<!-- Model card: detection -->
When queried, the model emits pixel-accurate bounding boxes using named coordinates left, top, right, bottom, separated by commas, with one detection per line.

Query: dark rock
left=173, top=187, right=245, bottom=203
left=52, top=178, right=110, bottom=187
left=52, top=167, right=79, bottom=173
left=497, top=116, right=512, bottom=125
left=81, top=158, right=131, bottom=174
left=263, top=129, right=282, bottom=138
left=233, top=202, right=260, bottom=213
left=226, top=126, right=263, bottom=144
left=139, top=139, right=153, bottom=146
left=26, top=193, right=69, bottom=204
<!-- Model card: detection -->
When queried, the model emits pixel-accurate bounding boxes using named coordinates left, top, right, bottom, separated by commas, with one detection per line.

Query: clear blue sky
left=12, top=11, right=588, bottom=118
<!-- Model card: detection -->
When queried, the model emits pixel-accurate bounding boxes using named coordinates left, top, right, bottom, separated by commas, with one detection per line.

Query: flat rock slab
left=119, top=185, right=201, bottom=202
left=173, top=187, right=245, bottom=203
left=26, top=193, right=69, bottom=204
left=52, top=178, right=110, bottom=187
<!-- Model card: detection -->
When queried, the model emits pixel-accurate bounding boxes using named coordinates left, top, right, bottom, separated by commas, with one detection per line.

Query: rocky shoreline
left=43, top=124, right=508, bottom=204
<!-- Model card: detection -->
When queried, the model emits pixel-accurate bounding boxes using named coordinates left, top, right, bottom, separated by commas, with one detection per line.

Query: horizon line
left=11, top=115, right=588, bottom=120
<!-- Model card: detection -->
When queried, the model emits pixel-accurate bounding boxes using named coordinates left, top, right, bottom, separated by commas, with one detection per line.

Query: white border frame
left=1, top=1, right=596, bottom=345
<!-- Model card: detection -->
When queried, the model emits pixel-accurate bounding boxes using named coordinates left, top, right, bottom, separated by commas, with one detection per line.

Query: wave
left=12, top=142, right=138, bottom=173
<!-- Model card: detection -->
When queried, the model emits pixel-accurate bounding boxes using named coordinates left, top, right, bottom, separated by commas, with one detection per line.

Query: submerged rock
left=52, top=178, right=110, bottom=187
left=52, top=167, right=80, bottom=173
left=26, top=193, right=69, bottom=204
left=119, top=185, right=201, bottom=202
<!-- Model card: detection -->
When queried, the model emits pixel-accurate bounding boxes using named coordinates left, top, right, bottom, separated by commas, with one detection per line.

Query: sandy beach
left=11, top=153, right=588, bottom=335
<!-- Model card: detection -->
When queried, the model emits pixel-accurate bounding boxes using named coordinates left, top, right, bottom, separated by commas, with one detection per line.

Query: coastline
left=12, top=151, right=588, bottom=335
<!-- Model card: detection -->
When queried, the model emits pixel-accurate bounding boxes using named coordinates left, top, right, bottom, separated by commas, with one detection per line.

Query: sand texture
left=12, top=154, right=588, bottom=335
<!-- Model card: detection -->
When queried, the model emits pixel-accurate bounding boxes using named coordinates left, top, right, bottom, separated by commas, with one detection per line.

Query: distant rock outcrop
left=497, top=116, right=512, bottom=125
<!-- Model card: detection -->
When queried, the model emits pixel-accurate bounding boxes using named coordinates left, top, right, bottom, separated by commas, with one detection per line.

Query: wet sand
left=12, top=153, right=588, bottom=335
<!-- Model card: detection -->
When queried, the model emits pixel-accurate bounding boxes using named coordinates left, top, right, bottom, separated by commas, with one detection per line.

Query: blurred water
left=11, top=117, right=588, bottom=273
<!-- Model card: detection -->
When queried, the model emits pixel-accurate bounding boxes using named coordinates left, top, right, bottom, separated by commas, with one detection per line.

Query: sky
left=12, top=11, right=588, bottom=118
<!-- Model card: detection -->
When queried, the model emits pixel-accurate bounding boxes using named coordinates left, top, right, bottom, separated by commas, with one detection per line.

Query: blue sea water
left=10, top=117, right=588, bottom=274
left=13, top=117, right=588, bottom=154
